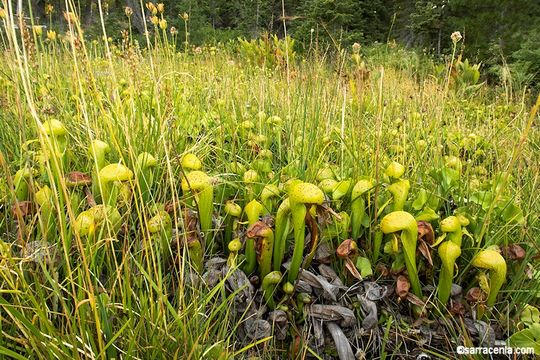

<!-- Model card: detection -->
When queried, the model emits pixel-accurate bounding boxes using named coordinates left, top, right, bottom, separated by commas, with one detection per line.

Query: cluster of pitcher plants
left=0, top=112, right=530, bottom=353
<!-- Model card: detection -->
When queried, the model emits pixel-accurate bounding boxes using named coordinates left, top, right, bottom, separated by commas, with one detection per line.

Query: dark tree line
left=16, top=0, right=540, bottom=80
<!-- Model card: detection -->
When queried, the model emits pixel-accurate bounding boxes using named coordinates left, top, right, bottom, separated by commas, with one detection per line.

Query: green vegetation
left=0, top=2, right=539, bottom=359
left=9, top=0, right=540, bottom=88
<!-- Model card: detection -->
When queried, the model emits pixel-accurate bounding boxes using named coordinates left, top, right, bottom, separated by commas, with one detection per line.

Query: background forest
left=14, top=0, right=540, bottom=87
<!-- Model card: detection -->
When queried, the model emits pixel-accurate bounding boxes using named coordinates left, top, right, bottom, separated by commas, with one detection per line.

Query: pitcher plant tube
left=262, top=270, right=282, bottom=309
left=273, top=197, right=291, bottom=271
left=65, top=171, right=93, bottom=215
left=223, top=200, right=242, bottom=249
left=136, top=152, right=157, bottom=203
left=261, top=184, right=280, bottom=214
left=227, top=238, right=242, bottom=267
left=350, top=178, right=374, bottom=240
left=437, top=240, right=461, bottom=306
left=41, top=119, right=68, bottom=167
left=287, top=182, right=324, bottom=283
left=243, top=169, right=260, bottom=201
left=385, top=161, right=405, bottom=180
left=471, top=249, right=507, bottom=307
left=440, top=216, right=463, bottom=246
left=13, top=168, right=34, bottom=201
left=181, top=170, right=214, bottom=246
left=98, top=163, right=134, bottom=206
left=74, top=209, right=96, bottom=241
left=246, top=220, right=274, bottom=279
left=181, top=153, right=202, bottom=172
left=380, top=211, right=421, bottom=298
left=387, top=179, right=410, bottom=212
left=384, top=161, right=409, bottom=211
left=35, top=185, right=55, bottom=241
left=147, top=210, right=172, bottom=264
left=243, top=199, right=264, bottom=274
left=89, top=140, right=110, bottom=202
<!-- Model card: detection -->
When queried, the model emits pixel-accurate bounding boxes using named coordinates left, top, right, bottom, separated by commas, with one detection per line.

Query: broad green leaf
left=509, top=323, right=540, bottom=354
left=332, top=179, right=351, bottom=200
left=361, top=214, right=370, bottom=228
left=356, top=257, right=373, bottom=278
left=520, top=305, right=540, bottom=326
left=415, top=207, right=439, bottom=222
left=412, top=189, right=428, bottom=210
left=499, top=201, right=525, bottom=225
left=440, top=167, right=460, bottom=192
left=470, top=191, right=494, bottom=210
left=432, top=233, right=447, bottom=247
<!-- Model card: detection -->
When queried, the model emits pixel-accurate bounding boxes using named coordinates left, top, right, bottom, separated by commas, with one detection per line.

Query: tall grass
left=0, top=3, right=538, bottom=359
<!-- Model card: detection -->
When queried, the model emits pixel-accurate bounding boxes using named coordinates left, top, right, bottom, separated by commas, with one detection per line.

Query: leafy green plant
left=238, top=33, right=295, bottom=69
left=454, top=58, right=481, bottom=88
left=509, top=305, right=540, bottom=353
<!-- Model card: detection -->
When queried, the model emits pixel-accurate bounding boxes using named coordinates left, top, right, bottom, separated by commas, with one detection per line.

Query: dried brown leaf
left=316, top=203, right=342, bottom=226
left=11, top=201, right=34, bottom=218
left=65, top=171, right=92, bottom=186
left=465, top=287, right=486, bottom=303
left=164, top=200, right=178, bottom=213
left=344, top=258, right=362, bottom=281
left=308, top=304, right=356, bottom=327
left=417, top=239, right=433, bottom=266
left=305, top=211, right=319, bottom=254
left=501, top=244, right=526, bottom=261
left=358, top=295, right=378, bottom=329
left=182, top=207, right=201, bottom=247
left=326, top=322, right=355, bottom=360
left=84, top=188, right=96, bottom=207
left=336, top=239, right=358, bottom=259
left=246, top=221, right=271, bottom=238
left=406, top=292, right=426, bottom=307
left=417, top=221, right=435, bottom=244
left=268, top=310, right=288, bottom=341
left=299, top=270, right=342, bottom=301
left=318, top=264, right=339, bottom=282
left=449, top=300, right=466, bottom=316
left=315, top=242, right=333, bottom=264
left=395, top=275, right=410, bottom=299
left=375, top=263, right=390, bottom=277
